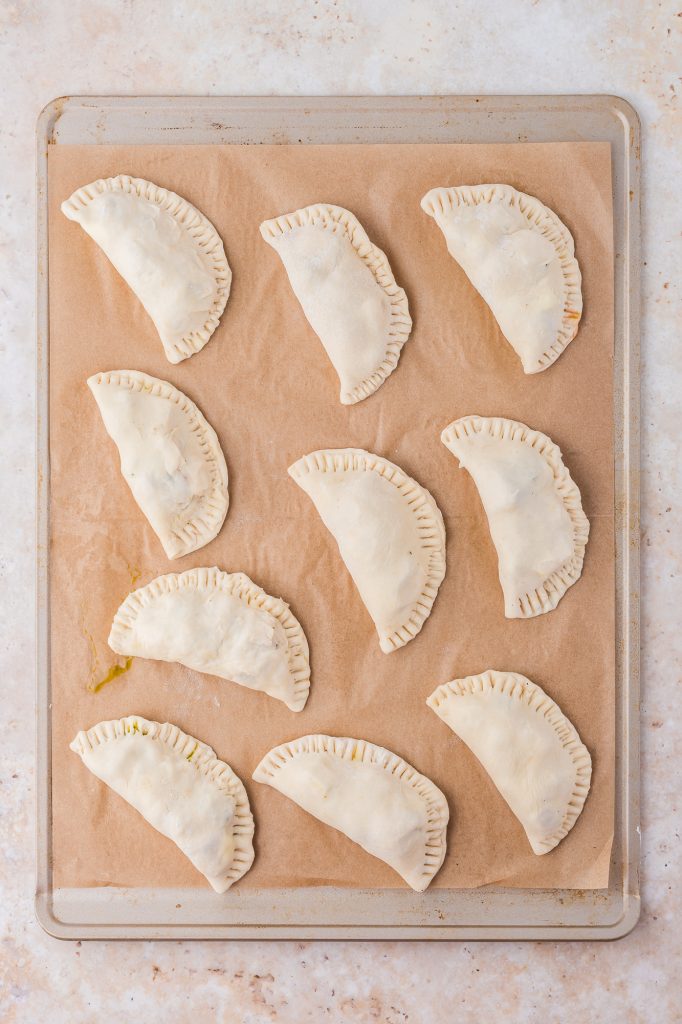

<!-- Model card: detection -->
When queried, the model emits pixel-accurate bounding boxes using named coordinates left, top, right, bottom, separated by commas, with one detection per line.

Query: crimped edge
left=62, top=175, right=231, bottom=363
left=260, top=204, right=412, bottom=404
left=252, top=734, right=448, bottom=891
left=69, top=715, right=255, bottom=889
left=426, top=670, right=592, bottom=854
left=108, top=567, right=311, bottom=712
left=420, top=184, right=582, bottom=372
left=441, top=416, right=589, bottom=618
left=288, top=448, right=446, bottom=651
left=88, top=369, right=229, bottom=560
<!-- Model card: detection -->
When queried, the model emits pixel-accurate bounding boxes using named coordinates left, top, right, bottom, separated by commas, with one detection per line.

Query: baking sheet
left=47, top=138, right=614, bottom=894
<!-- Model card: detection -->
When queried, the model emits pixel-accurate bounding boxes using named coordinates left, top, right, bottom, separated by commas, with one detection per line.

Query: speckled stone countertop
left=1, top=1, right=680, bottom=1021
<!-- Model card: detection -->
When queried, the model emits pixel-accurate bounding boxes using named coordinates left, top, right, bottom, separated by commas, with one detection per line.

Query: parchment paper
left=48, top=141, right=614, bottom=891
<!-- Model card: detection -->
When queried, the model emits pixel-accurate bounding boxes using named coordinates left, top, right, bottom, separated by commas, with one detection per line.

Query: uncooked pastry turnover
left=427, top=670, right=592, bottom=854
left=253, top=734, right=448, bottom=890
left=288, top=449, right=446, bottom=652
left=109, top=567, right=311, bottom=712
left=70, top=716, right=254, bottom=891
left=421, top=184, right=582, bottom=373
left=62, top=175, right=231, bottom=363
left=441, top=416, right=589, bottom=618
left=260, top=204, right=411, bottom=404
left=88, top=370, right=229, bottom=560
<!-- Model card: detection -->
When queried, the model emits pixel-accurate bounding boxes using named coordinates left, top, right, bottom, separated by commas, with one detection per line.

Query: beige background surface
left=3, top=2, right=681, bottom=1021
left=48, top=140, right=614, bottom=892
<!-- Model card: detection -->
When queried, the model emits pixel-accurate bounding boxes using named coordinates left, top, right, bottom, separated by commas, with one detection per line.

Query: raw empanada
left=421, top=184, right=582, bottom=373
left=427, top=670, right=591, bottom=854
left=288, top=449, right=446, bottom=652
left=260, top=204, right=411, bottom=404
left=70, top=716, right=254, bottom=891
left=441, top=416, right=588, bottom=617
left=109, top=567, right=310, bottom=712
left=253, top=734, right=448, bottom=890
left=62, top=175, right=231, bottom=363
left=89, top=370, right=229, bottom=559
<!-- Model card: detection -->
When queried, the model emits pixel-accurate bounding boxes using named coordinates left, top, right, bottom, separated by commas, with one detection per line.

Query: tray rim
left=35, top=93, right=641, bottom=941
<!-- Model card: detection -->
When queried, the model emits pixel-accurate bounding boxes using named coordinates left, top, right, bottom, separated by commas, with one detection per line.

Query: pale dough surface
left=441, top=415, right=589, bottom=618
left=260, top=204, right=411, bottom=404
left=428, top=670, right=591, bottom=855
left=288, top=448, right=446, bottom=652
left=253, top=734, right=448, bottom=891
left=421, top=184, right=582, bottom=373
left=62, top=175, right=231, bottom=363
left=109, top=568, right=310, bottom=711
left=88, top=369, right=229, bottom=560
left=70, top=716, right=254, bottom=892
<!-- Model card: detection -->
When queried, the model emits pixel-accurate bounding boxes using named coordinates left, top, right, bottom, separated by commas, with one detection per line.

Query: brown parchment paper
left=48, top=141, right=614, bottom=891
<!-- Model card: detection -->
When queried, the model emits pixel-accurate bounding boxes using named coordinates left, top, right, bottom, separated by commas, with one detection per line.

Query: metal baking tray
left=36, top=95, right=640, bottom=940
